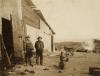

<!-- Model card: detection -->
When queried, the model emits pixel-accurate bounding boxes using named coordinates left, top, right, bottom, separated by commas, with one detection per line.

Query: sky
left=32, top=0, right=100, bottom=42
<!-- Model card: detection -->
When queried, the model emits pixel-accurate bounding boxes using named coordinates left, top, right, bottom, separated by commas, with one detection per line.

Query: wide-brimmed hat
left=37, top=36, right=42, bottom=39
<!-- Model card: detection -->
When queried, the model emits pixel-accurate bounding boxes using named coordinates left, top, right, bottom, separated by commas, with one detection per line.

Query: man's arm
left=42, top=41, right=44, bottom=48
left=35, top=41, right=37, bottom=49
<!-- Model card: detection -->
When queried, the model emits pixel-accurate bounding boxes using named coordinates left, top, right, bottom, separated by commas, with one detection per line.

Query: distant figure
left=59, top=52, right=65, bottom=70
left=62, top=46, right=69, bottom=62
left=35, top=36, right=44, bottom=65
left=25, top=36, right=34, bottom=66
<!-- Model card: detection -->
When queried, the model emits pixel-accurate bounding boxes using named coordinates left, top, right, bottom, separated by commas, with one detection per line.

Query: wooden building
left=0, top=0, right=55, bottom=60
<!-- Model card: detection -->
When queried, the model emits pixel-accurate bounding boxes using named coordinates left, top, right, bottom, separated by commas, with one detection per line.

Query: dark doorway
left=2, top=18, right=14, bottom=58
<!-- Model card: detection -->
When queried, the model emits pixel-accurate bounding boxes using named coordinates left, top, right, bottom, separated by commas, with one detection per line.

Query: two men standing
left=25, top=36, right=44, bottom=66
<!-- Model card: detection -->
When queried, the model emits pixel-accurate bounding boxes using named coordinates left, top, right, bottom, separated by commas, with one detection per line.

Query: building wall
left=40, top=19, right=53, bottom=52
left=26, top=19, right=54, bottom=52
left=0, top=0, right=55, bottom=59
left=26, top=24, right=39, bottom=51
left=22, top=0, right=40, bottom=29
left=22, top=0, right=55, bottom=52
left=22, top=0, right=40, bottom=52
left=0, top=0, right=24, bottom=58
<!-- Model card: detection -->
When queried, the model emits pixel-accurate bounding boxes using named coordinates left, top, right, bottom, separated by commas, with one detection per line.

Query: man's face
left=38, top=38, right=42, bottom=41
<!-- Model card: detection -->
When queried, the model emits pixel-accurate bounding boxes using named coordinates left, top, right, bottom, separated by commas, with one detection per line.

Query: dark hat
left=26, top=35, right=30, bottom=38
left=37, top=36, right=42, bottom=39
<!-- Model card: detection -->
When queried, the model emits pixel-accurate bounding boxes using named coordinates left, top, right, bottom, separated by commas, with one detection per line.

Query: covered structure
left=0, top=0, right=55, bottom=62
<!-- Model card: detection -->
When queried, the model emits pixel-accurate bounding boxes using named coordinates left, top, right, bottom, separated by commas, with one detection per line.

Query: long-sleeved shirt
left=35, top=41, right=44, bottom=50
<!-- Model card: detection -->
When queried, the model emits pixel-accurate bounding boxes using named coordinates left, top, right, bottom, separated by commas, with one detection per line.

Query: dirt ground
left=2, top=52, right=100, bottom=76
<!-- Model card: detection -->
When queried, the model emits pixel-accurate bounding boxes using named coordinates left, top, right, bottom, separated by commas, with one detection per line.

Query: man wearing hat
left=35, top=36, right=44, bottom=65
left=25, top=36, right=34, bottom=66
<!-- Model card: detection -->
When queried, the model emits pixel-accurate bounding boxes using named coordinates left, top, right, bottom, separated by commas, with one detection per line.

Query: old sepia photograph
left=0, top=0, right=100, bottom=76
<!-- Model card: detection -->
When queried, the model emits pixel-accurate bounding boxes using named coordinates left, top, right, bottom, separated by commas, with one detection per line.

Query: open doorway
left=2, top=18, right=14, bottom=59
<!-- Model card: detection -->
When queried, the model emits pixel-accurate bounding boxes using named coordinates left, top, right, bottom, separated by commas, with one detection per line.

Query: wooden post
left=1, top=35, right=11, bottom=69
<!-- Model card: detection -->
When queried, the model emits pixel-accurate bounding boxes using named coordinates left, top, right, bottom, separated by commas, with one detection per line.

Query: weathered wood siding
left=39, top=19, right=54, bottom=52
left=21, top=0, right=55, bottom=52
left=26, top=19, right=55, bottom=52
left=22, top=0, right=40, bottom=29
left=0, top=0, right=55, bottom=59
left=0, top=0, right=24, bottom=58
left=26, top=24, right=39, bottom=48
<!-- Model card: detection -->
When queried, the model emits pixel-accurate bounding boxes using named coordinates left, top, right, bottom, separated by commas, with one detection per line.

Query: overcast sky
left=33, top=0, right=100, bottom=42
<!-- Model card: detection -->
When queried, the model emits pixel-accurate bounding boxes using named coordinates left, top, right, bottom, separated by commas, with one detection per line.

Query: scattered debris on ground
left=43, top=68, right=49, bottom=70
left=1, top=52, right=100, bottom=76
left=58, top=70, right=63, bottom=73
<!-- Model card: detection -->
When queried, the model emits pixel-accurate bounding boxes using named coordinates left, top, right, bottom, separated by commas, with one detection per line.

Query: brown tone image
left=0, top=0, right=100, bottom=76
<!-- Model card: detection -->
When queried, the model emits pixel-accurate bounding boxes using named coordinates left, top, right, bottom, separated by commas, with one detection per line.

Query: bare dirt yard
left=2, top=52, right=100, bottom=76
